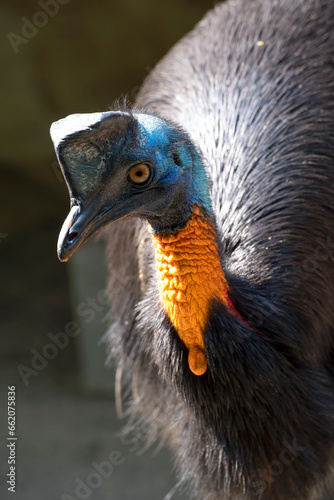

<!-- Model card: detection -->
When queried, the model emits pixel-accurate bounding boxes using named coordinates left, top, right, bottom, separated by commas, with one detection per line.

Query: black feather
left=97, top=0, right=334, bottom=498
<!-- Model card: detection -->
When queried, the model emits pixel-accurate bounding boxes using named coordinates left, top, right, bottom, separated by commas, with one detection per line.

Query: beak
left=57, top=202, right=103, bottom=262
left=57, top=193, right=146, bottom=262
left=57, top=200, right=117, bottom=262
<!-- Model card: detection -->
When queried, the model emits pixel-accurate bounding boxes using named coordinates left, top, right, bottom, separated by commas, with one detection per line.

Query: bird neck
left=149, top=205, right=238, bottom=376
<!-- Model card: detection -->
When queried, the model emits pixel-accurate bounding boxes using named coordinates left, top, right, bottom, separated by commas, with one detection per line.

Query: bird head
left=50, top=110, right=211, bottom=262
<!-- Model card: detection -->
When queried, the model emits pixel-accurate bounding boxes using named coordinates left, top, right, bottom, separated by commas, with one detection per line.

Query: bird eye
left=128, top=164, right=151, bottom=184
left=172, top=153, right=182, bottom=167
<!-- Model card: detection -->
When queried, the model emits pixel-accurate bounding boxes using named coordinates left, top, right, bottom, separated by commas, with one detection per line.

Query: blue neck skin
left=136, top=113, right=213, bottom=234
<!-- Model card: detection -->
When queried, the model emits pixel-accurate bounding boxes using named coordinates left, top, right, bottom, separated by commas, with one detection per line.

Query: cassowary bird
left=50, top=0, right=334, bottom=498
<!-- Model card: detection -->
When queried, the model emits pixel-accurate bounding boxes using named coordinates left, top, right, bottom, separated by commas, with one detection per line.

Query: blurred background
left=0, top=1, right=215, bottom=499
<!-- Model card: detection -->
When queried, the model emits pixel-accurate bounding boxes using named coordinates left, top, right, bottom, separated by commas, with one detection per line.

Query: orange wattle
left=149, top=207, right=230, bottom=376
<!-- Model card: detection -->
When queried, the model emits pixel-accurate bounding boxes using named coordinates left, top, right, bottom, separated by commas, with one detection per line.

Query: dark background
left=0, top=1, right=214, bottom=499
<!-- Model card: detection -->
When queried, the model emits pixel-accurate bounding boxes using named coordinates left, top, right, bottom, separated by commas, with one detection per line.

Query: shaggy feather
left=102, top=0, right=334, bottom=498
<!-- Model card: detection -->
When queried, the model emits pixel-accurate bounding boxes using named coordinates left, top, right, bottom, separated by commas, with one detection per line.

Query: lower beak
left=57, top=191, right=150, bottom=262
left=57, top=197, right=117, bottom=262
left=57, top=203, right=97, bottom=262
left=57, top=195, right=141, bottom=262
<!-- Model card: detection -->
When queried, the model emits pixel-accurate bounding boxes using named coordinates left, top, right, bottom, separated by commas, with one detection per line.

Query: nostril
left=68, top=231, right=78, bottom=242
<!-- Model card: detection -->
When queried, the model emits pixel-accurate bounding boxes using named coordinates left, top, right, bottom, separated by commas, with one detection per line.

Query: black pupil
left=173, top=153, right=181, bottom=166
left=136, top=170, right=143, bottom=176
